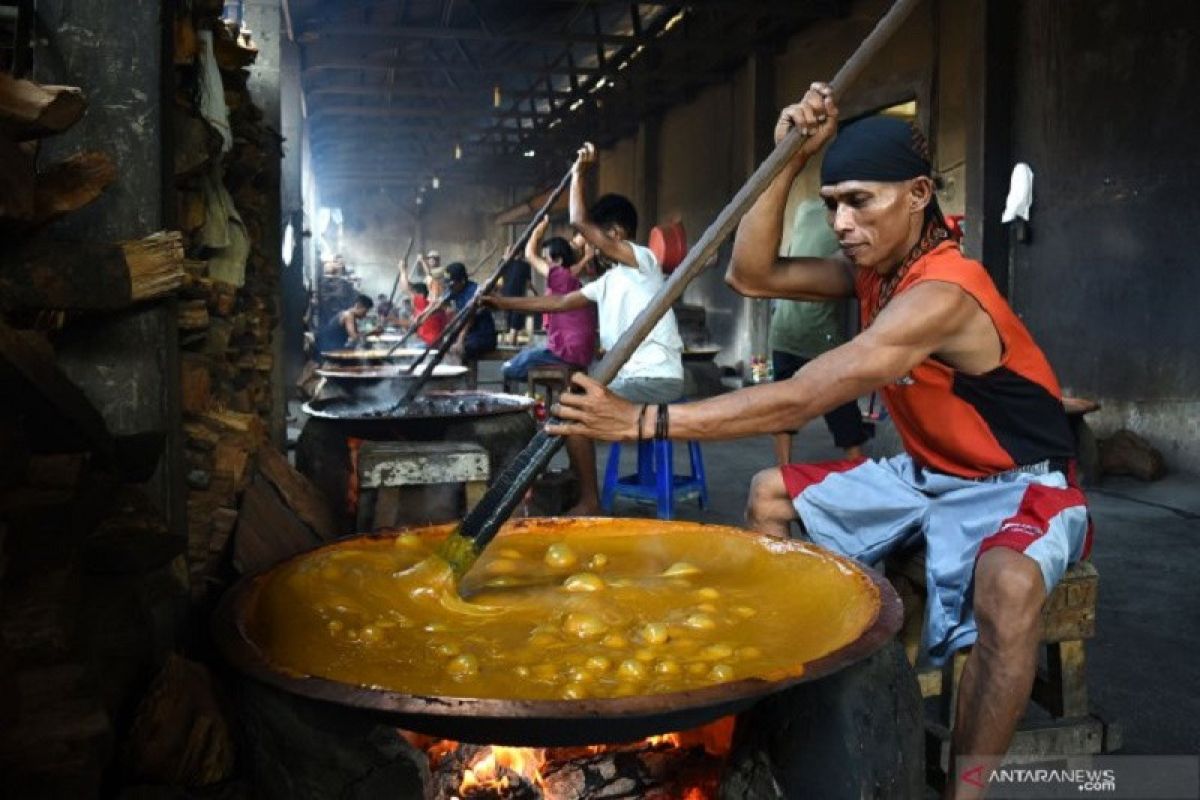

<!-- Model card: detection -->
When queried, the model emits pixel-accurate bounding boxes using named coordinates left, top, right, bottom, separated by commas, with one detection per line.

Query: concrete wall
left=32, top=0, right=185, bottom=533
left=591, top=0, right=971, bottom=374
left=1005, top=0, right=1200, bottom=472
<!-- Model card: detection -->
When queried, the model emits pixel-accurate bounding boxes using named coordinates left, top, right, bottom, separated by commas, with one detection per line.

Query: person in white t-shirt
left=485, top=142, right=684, bottom=514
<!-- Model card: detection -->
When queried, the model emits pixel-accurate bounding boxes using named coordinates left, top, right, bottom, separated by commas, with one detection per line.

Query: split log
left=173, top=111, right=222, bottom=179
left=181, top=354, right=212, bottom=415
left=232, top=474, right=323, bottom=574
left=256, top=447, right=336, bottom=541
left=178, top=299, right=210, bottom=331
left=0, top=665, right=113, bottom=797
left=178, top=188, right=206, bottom=232
left=0, top=136, right=36, bottom=221
left=0, top=231, right=184, bottom=311
left=32, top=151, right=118, bottom=227
left=0, top=320, right=117, bottom=463
left=0, top=72, right=87, bottom=140
left=174, top=13, right=198, bottom=65
left=84, top=487, right=182, bottom=575
left=213, top=437, right=250, bottom=487
left=213, top=26, right=258, bottom=71
left=123, top=654, right=236, bottom=787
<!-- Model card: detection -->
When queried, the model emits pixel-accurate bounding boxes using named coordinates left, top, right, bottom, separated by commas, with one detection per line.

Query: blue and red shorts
left=782, top=453, right=1092, bottom=664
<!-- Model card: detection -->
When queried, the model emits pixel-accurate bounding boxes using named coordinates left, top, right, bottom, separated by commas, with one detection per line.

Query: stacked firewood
left=173, top=0, right=283, bottom=601
left=0, top=69, right=200, bottom=795
left=0, top=72, right=185, bottom=310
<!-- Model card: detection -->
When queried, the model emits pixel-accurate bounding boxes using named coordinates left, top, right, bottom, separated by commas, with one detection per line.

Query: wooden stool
left=527, top=363, right=576, bottom=409
left=886, top=552, right=1121, bottom=788
left=355, top=441, right=489, bottom=531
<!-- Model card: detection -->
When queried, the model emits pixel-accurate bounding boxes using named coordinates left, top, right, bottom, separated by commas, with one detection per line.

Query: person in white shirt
left=485, top=142, right=683, bottom=514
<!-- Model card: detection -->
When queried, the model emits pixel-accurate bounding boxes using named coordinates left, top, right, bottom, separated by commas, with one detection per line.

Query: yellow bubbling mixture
left=247, top=521, right=880, bottom=700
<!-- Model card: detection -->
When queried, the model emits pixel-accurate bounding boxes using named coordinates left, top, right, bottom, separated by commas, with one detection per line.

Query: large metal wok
left=213, top=517, right=902, bottom=746
left=322, top=347, right=427, bottom=366
left=315, top=363, right=469, bottom=399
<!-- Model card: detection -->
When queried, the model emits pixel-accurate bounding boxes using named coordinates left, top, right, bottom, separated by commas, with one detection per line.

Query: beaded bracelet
left=655, top=403, right=669, bottom=441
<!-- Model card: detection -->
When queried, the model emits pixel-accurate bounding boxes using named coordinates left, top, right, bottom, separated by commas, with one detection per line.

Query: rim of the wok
left=316, top=364, right=469, bottom=380
left=301, top=390, right=536, bottom=420
left=212, top=516, right=903, bottom=724
left=322, top=348, right=426, bottom=363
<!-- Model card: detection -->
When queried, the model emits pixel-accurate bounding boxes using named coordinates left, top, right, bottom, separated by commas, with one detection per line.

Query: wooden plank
left=1032, top=640, right=1089, bottom=719
left=232, top=475, right=323, bottom=574
left=0, top=72, right=87, bottom=140
left=31, top=151, right=117, bottom=229
left=358, top=441, right=489, bottom=489
left=256, top=446, right=336, bottom=541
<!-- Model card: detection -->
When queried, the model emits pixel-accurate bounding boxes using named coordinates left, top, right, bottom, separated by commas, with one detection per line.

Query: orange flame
left=417, top=715, right=735, bottom=799
left=459, top=746, right=548, bottom=794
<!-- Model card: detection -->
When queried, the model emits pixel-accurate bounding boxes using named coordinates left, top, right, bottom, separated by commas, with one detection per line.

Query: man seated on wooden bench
left=548, top=84, right=1091, bottom=798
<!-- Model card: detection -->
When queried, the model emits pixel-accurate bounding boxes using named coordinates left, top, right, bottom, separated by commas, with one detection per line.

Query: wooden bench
left=354, top=440, right=490, bottom=531
left=886, top=552, right=1121, bottom=787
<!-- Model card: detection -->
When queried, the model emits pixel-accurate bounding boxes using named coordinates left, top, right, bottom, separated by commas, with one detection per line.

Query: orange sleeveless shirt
left=856, top=242, right=1075, bottom=478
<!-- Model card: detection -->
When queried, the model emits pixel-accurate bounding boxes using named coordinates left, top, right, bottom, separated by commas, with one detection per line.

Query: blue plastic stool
left=600, top=435, right=708, bottom=520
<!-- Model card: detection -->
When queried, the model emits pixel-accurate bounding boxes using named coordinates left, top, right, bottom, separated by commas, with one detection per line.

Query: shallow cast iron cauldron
left=213, top=517, right=903, bottom=747
left=322, top=347, right=427, bottom=367
left=315, top=364, right=469, bottom=400
left=296, top=392, right=537, bottom=532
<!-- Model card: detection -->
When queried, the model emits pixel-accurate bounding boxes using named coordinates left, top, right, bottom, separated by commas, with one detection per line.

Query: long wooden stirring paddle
left=387, top=243, right=499, bottom=356
left=391, top=165, right=576, bottom=407
left=436, top=0, right=925, bottom=580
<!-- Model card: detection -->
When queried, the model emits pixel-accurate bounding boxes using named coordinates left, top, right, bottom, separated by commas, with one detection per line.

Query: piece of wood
left=0, top=137, right=36, bottom=222
left=31, top=151, right=117, bottom=228
left=126, top=230, right=187, bottom=301
left=179, top=299, right=210, bottom=330
left=445, top=0, right=928, bottom=571
left=0, top=320, right=117, bottom=463
left=1, top=231, right=184, bottom=311
left=123, top=654, right=236, bottom=786
left=213, top=437, right=250, bottom=487
left=174, top=111, right=223, bottom=179
left=181, top=354, right=213, bottom=415
left=256, top=446, right=336, bottom=541
left=0, top=666, right=112, bottom=796
left=0, top=73, right=87, bottom=140
left=174, top=13, right=199, bottom=65
left=232, top=475, right=323, bottom=574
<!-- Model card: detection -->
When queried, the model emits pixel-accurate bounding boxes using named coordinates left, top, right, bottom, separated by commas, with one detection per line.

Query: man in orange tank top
left=549, top=84, right=1090, bottom=797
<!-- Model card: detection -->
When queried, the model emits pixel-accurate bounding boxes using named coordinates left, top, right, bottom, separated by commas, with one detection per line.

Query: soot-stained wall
left=1008, top=0, right=1200, bottom=470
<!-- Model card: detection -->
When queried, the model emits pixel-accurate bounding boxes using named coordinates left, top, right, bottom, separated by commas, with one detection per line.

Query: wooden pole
left=442, top=0, right=927, bottom=576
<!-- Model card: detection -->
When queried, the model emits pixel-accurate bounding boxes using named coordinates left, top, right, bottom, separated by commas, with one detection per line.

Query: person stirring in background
left=486, top=142, right=683, bottom=515
left=499, top=217, right=598, bottom=382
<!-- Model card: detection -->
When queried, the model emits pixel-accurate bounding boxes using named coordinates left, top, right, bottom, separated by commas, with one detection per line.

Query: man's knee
left=746, top=468, right=791, bottom=520
left=973, top=549, right=1046, bottom=650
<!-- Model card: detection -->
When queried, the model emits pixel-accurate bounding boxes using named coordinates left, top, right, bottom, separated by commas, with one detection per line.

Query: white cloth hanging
left=1001, top=162, right=1034, bottom=223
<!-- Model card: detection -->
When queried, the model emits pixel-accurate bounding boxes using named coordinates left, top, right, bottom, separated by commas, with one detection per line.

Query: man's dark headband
left=820, top=115, right=931, bottom=186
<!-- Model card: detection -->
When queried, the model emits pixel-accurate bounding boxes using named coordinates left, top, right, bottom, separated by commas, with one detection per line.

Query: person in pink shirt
left=498, top=217, right=597, bottom=380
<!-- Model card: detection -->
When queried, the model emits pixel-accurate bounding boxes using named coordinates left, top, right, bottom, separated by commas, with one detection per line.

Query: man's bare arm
left=551, top=282, right=977, bottom=440
left=569, top=143, right=638, bottom=268
left=525, top=218, right=553, bottom=278
left=726, top=82, right=852, bottom=301
left=484, top=290, right=591, bottom=315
